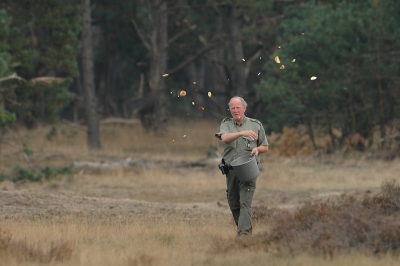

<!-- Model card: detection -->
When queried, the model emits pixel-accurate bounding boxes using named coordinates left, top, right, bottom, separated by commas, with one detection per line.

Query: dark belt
left=229, top=163, right=257, bottom=169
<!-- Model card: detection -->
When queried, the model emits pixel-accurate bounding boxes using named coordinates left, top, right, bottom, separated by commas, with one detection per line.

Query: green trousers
left=226, top=170, right=256, bottom=235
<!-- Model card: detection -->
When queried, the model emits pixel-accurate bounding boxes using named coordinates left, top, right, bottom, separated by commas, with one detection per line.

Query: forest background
left=0, top=0, right=399, bottom=155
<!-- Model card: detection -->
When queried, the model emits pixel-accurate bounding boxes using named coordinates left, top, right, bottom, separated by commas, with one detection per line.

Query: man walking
left=215, top=96, right=269, bottom=235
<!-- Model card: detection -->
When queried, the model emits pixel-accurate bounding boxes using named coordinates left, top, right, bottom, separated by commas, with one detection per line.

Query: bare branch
left=62, top=119, right=87, bottom=131
left=244, top=47, right=263, bottom=78
left=166, top=41, right=223, bottom=75
left=2, top=141, right=34, bottom=170
left=30, top=77, right=67, bottom=84
left=204, top=55, right=230, bottom=67
left=183, top=19, right=208, bottom=47
left=3, top=126, right=34, bottom=170
left=168, top=24, right=197, bottom=44
left=131, top=18, right=151, bottom=51
left=0, top=73, right=26, bottom=84
left=1, top=74, right=68, bottom=90
left=245, top=47, right=263, bottom=65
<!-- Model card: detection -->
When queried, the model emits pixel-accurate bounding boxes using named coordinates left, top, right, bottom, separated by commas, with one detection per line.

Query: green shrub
left=46, top=126, right=57, bottom=140
left=11, top=167, right=38, bottom=182
left=38, top=166, right=72, bottom=181
left=0, top=173, right=7, bottom=182
left=6, top=166, right=73, bottom=183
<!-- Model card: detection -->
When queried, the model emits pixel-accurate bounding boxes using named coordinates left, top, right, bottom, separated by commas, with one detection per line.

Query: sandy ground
left=0, top=176, right=374, bottom=221
left=0, top=188, right=232, bottom=220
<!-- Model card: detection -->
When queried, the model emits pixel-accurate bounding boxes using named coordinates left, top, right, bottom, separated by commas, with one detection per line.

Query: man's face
left=229, top=98, right=246, bottom=122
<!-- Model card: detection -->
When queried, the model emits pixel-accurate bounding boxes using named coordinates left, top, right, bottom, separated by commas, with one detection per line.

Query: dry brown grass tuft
left=0, top=227, right=74, bottom=263
left=1, top=212, right=236, bottom=266
left=213, top=180, right=400, bottom=258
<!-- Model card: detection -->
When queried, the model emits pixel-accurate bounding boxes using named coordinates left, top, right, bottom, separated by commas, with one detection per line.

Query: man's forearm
left=258, top=145, right=269, bottom=154
left=221, top=132, right=242, bottom=143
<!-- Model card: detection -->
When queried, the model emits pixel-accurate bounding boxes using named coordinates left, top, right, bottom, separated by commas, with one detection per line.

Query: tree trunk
left=82, top=0, right=101, bottom=149
left=206, top=16, right=230, bottom=117
left=229, top=6, right=246, bottom=97
left=147, top=0, right=168, bottom=134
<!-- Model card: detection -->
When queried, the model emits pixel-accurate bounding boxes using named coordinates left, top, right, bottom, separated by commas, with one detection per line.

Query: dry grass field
left=0, top=119, right=400, bottom=265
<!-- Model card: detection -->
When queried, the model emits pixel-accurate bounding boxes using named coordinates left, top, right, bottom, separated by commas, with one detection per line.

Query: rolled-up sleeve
left=258, top=124, right=269, bottom=146
left=215, top=122, right=230, bottom=140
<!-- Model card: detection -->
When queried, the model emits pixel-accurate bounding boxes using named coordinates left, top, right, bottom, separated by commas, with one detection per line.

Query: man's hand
left=252, top=145, right=269, bottom=156
left=241, top=130, right=258, bottom=141
left=251, top=147, right=259, bottom=156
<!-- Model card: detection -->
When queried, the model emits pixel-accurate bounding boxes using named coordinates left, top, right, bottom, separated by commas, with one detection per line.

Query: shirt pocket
left=242, top=137, right=257, bottom=152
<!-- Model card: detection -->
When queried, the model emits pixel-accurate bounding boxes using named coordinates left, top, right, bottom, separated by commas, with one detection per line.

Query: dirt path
left=0, top=188, right=233, bottom=220
left=0, top=184, right=375, bottom=221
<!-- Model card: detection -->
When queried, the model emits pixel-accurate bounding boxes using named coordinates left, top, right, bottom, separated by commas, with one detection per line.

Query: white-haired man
left=215, top=96, right=269, bottom=235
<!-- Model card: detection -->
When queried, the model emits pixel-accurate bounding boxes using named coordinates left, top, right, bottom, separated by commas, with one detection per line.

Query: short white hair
left=228, top=96, right=247, bottom=107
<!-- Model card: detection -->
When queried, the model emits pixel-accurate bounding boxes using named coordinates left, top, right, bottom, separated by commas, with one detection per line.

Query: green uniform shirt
left=215, top=116, right=269, bottom=165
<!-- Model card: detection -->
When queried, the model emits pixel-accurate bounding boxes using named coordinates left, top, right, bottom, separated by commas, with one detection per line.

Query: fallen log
left=176, top=157, right=221, bottom=168
left=73, top=157, right=134, bottom=170
left=100, top=117, right=140, bottom=126
left=62, top=117, right=141, bottom=132
left=72, top=155, right=221, bottom=171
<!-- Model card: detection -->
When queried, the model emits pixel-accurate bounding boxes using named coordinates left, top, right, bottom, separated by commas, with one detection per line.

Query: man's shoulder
left=221, top=117, right=232, bottom=123
left=248, top=117, right=262, bottom=126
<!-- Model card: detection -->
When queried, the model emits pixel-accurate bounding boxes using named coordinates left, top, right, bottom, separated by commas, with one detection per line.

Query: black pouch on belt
left=218, top=158, right=229, bottom=175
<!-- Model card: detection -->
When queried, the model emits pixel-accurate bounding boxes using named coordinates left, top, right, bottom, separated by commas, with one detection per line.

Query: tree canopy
left=257, top=0, right=400, bottom=150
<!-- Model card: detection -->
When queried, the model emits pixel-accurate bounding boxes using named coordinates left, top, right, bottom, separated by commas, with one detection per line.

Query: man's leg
left=237, top=180, right=256, bottom=235
left=226, top=171, right=240, bottom=226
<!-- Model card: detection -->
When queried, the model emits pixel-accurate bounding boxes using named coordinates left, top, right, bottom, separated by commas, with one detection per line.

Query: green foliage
left=37, top=166, right=73, bottom=181
left=22, top=143, right=33, bottom=156
left=5, top=79, right=74, bottom=127
left=257, top=0, right=400, bottom=146
left=6, top=165, right=73, bottom=183
left=0, top=0, right=80, bottom=127
left=0, top=173, right=7, bottom=182
left=1, top=0, right=81, bottom=78
left=11, top=167, right=38, bottom=182
left=46, top=125, right=57, bottom=140
left=0, top=109, right=16, bottom=127
left=0, top=9, right=11, bottom=78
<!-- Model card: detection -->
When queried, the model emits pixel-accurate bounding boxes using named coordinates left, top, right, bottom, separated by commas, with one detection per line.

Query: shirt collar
left=234, top=116, right=247, bottom=126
